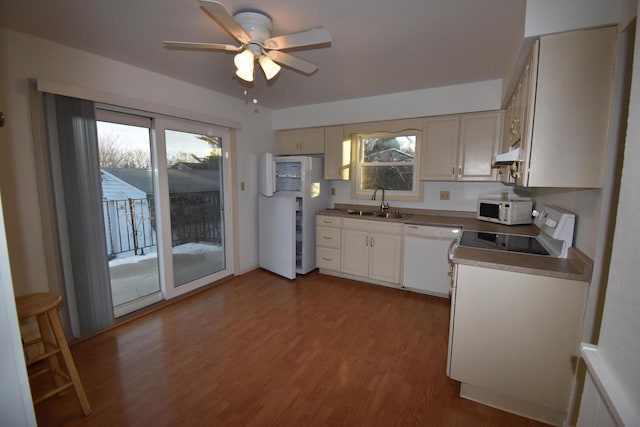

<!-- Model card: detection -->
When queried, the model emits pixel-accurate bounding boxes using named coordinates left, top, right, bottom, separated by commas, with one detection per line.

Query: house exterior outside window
left=352, top=131, right=423, bottom=201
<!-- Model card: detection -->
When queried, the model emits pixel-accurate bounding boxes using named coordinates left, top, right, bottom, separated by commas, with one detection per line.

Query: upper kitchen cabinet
left=502, top=62, right=532, bottom=153
left=500, top=26, right=617, bottom=188
left=276, top=127, right=325, bottom=155
left=421, top=111, right=503, bottom=181
left=324, top=125, right=350, bottom=180
left=421, top=115, right=460, bottom=181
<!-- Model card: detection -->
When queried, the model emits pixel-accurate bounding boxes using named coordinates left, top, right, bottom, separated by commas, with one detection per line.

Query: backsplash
left=328, top=181, right=529, bottom=212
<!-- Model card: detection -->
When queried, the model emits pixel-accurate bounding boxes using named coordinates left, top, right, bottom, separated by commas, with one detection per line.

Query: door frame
left=154, top=117, right=235, bottom=300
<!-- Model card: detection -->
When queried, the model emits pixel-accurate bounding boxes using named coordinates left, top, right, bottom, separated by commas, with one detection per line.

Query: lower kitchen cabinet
left=316, top=215, right=341, bottom=272
left=447, top=264, right=588, bottom=426
left=341, top=219, right=403, bottom=284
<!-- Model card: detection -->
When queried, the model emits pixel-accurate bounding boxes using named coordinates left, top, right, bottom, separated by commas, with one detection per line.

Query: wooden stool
left=15, top=292, right=91, bottom=416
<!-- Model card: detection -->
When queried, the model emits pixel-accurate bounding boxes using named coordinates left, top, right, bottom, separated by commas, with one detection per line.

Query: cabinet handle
left=458, top=166, right=462, bottom=177
left=452, top=167, right=456, bottom=177
left=322, top=257, right=332, bottom=261
left=323, top=220, right=332, bottom=224
left=323, top=236, right=332, bottom=240
left=366, top=236, right=369, bottom=247
left=511, top=118, right=520, bottom=135
left=370, top=237, right=374, bottom=247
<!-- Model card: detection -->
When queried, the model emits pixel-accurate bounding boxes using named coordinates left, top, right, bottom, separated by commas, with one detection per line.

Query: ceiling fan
left=163, top=0, right=331, bottom=83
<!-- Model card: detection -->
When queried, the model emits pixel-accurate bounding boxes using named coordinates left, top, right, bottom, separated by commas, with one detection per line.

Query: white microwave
left=477, top=199, right=533, bottom=225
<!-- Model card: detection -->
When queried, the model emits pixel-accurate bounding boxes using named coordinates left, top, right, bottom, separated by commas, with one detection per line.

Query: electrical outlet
left=331, top=187, right=336, bottom=196
left=440, top=191, right=450, bottom=201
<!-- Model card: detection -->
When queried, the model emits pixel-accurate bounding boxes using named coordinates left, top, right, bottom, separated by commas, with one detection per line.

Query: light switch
left=331, top=187, right=336, bottom=196
left=240, top=182, right=245, bottom=191
left=440, top=191, right=450, bottom=201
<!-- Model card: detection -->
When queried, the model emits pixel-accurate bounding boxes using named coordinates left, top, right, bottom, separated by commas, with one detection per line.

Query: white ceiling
left=0, top=0, right=525, bottom=109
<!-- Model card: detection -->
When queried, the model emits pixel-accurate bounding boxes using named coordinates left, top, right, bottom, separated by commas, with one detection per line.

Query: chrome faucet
left=371, top=186, right=390, bottom=212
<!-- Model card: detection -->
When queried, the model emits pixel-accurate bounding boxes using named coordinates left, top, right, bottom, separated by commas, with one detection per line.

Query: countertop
left=317, top=205, right=593, bottom=282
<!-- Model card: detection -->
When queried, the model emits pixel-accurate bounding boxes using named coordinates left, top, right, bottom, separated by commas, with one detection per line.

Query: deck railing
left=103, top=192, right=221, bottom=258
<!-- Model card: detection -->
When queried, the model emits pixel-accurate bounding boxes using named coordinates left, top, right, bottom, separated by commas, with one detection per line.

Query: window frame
left=351, top=130, right=424, bottom=201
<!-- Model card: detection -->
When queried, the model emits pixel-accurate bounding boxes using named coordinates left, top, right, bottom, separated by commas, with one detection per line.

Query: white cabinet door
left=324, top=125, right=349, bottom=180
left=421, top=112, right=501, bottom=182
left=299, top=127, right=325, bottom=154
left=458, top=111, right=502, bottom=181
left=341, top=229, right=369, bottom=277
left=276, top=127, right=325, bottom=155
left=275, top=130, right=301, bottom=155
left=368, top=232, right=402, bottom=283
left=525, top=27, right=616, bottom=188
left=449, top=265, right=588, bottom=414
left=421, top=115, right=460, bottom=181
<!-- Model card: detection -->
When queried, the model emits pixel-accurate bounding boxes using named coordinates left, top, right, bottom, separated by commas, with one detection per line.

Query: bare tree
left=98, top=130, right=150, bottom=168
left=166, top=151, right=196, bottom=167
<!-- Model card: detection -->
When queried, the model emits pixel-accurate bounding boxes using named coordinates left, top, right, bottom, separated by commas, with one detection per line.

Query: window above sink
left=351, top=129, right=424, bottom=202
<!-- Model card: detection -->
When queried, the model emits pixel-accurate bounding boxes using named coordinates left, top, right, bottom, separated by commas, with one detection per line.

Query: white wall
left=577, top=2, right=640, bottom=423
left=525, top=0, right=620, bottom=38
left=329, top=180, right=516, bottom=212
left=0, top=28, right=273, bottom=295
left=0, top=77, right=37, bottom=425
left=594, top=2, right=640, bottom=414
left=272, top=79, right=503, bottom=130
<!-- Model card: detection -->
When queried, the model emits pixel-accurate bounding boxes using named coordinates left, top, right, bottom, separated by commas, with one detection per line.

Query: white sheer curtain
left=43, top=93, right=114, bottom=337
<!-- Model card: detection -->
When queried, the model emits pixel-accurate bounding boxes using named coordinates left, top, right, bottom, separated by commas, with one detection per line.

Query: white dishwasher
left=402, top=224, right=460, bottom=298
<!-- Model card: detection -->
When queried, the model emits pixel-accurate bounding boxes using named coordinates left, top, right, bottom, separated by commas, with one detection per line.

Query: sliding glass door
left=96, top=111, right=163, bottom=317
left=155, top=119, right=233, bottom=299
left=96, top=111, right=233, bottom=314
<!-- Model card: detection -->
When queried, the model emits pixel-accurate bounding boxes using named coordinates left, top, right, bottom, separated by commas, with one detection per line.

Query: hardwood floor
left=33, top=269, right=549, bottom=426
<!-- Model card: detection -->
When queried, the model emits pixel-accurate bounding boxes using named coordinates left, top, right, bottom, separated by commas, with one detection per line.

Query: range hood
left=493, top=147, right=520, bottom=165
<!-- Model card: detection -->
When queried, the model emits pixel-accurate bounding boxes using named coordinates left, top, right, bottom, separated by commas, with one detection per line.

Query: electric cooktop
left=459, top=231, right=550, bottom=256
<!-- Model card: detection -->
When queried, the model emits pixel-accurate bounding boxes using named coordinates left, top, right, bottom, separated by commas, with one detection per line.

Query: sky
left=97, top=121, right=216, bottom=160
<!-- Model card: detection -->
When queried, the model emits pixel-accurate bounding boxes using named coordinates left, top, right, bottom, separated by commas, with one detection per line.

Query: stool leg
left=36, top=313, right=65, bottom=390
left=47, top=310, right=92, bottom=416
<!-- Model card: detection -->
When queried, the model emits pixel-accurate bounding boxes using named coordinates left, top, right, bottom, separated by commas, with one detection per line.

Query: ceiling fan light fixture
left=259, top=55, right=281, bottom=80
left=234, top=49, right=255, bottom=82
left=164, top=2, right=331, bottom=85
left=234, top=49, right=254, bottom=69
left=235, top=65, right=254, bottom=82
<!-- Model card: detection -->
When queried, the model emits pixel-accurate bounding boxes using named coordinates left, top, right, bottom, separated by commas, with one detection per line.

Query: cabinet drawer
left=316, top=215, right=341, bottom=228
left=317, top=227, right=340, bottom=249
left=317, top=247, right=341, bottom=271
left=342, top=218, right=403, bottom=234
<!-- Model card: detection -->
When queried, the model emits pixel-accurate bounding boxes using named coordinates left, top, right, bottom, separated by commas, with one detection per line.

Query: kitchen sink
left=346, top=209, right=410, bottom=219
left=375, top=212, right=411, bottom=219
left=346, top=209, right=376, bottom=216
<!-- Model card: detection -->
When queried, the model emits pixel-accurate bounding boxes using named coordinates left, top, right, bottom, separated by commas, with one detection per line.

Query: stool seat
left=16, top=293, right=62, bottom=318
left=16, top=292, right=91, bottom=417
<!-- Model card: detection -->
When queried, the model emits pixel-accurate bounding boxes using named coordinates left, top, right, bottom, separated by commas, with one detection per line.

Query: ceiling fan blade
left=267, top=51, right=318, bottom=74
left=163, top=41, right=241, bottom=52
left=199, top=0, right=251, bottom=44
left=265, top=28, right=331, bottom=50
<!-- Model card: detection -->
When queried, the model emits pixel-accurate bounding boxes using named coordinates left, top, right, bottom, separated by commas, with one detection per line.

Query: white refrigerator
left=258, top=153, right=328, bottom=279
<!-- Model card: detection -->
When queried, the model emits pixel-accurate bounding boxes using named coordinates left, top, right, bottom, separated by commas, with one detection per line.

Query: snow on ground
left=109, top=242, right=224, bottom=309
left=109, top=242, right=222, bottom=267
